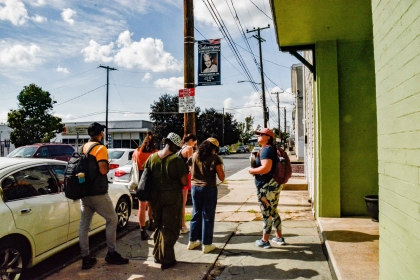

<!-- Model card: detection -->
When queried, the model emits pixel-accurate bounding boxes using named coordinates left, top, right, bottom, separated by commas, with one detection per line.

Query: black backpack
left=64, top=143, right=101, bottom=200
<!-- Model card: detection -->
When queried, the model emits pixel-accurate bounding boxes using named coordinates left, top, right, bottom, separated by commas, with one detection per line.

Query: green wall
left=337, top=40, right=378, bottom=215
left=315, top=40, right=378, bottom=217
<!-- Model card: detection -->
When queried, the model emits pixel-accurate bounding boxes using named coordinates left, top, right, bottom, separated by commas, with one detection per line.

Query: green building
left=270, top=0, right=420, bottom=278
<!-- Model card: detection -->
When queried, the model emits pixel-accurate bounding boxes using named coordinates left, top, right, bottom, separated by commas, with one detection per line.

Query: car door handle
left=19, top=208, right=32, bottom=214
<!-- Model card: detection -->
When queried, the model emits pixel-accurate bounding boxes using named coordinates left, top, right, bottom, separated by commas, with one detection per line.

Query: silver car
left=0, top=158, right=132, bottom=279
left=107, top=148, right=135, bottom=182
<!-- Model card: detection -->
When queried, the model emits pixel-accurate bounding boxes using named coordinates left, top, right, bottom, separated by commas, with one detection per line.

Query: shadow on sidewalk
left=322, top=230, right=379, bottom=242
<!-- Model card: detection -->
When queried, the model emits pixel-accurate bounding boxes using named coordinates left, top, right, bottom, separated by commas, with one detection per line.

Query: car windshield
left=7, top=146, right=38, bottom=158
left=108, top=150, right=124, bottom=159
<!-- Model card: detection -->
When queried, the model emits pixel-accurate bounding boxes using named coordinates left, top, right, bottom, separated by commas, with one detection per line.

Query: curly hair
left=181, top=133, right=197, bottom=145
left=197, top=140, right=217, bottom=161
left=140, top=131, right=157, bottom=153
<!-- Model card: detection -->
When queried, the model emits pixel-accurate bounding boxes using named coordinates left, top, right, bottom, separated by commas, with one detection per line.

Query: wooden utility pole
left=184, top=0, right=196, bottom=136
left=247, top=26, right=270, bottom=127
left=99, top=65, right=117, bottom=145
left=272, top=92, right=281, bottom=141
left=284, top=107, right=286, bottom=135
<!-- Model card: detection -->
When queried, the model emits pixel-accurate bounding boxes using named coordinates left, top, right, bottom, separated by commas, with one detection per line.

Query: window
left=51, top=164, right=66, bottom=191
left=2, top=165, right=59, bottom=201
left=109, top=150, right=124, bottom=159
left=37, top=147, right=49, bottom=158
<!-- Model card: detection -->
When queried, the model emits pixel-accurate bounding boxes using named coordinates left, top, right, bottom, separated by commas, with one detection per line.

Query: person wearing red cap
left=248, top=128, right=286, bottom=249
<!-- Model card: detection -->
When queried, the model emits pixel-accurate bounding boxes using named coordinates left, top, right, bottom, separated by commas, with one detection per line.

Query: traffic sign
left=179, top=88, right=195, bottom=113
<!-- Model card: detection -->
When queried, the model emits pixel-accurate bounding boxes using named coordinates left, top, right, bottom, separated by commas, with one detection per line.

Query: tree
left=7, top=84, right=64, bottom=147
left=239, top=115, right=255, bottom=144
left=197, top=108, right=240, bottom=145
left=149, top=93, right=201, bottom=140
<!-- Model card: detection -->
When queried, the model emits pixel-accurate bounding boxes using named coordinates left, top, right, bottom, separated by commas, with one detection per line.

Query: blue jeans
left=189, top=186, right=218, bottom=245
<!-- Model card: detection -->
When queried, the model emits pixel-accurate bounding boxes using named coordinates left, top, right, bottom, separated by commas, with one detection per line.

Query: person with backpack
left=146, top=132, right=188, bottom=270
left=178, top=133, right=197, bottom=234
left=78, top=122, right=129, bottom=269
left=132, top=131, right=158, bottom=240
left=248, top=128, right=286, bottom=249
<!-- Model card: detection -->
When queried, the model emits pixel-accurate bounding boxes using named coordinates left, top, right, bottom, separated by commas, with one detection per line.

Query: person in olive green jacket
left=145, top=132, right=188, bottom=270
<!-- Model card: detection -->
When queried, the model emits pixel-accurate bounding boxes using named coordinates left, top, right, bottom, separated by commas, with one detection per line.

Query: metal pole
left=222, top=107, right=225, bottom=146
left=184, top=0, right=196, bottom=136
left=284, top=107, right=286, bottom=135
left=277, top=93, right=281, bottom=139
left=99, top=65, right=117, bottom=145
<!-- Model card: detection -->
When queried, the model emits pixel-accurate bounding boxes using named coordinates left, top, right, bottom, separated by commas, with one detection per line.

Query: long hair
left=267, top=136, right=274, bottom=145
left=181, top=133, right=197, bottom=145
left=197, top=140, right=216, bottom=161
left=140, top=131, right=157, bottom=153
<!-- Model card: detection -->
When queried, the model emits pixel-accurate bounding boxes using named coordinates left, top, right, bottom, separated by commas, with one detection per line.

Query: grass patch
left=247, top=209, right=257, bottom=214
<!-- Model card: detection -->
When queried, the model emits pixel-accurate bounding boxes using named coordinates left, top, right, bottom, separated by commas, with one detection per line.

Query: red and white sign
left=179, top=88, right=195, bottom=113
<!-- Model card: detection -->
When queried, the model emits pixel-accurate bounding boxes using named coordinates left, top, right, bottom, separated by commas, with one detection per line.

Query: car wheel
left=0, top=236, right=30, bottom=280
left=115, top=197, right=131, bottom=231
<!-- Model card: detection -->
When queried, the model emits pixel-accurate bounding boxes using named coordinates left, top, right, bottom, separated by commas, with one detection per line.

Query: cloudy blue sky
left=0, top=0, right=299, bottom=131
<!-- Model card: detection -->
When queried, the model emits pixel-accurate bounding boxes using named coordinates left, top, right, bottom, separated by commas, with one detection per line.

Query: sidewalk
left=45, top=168, right=378, bottom=280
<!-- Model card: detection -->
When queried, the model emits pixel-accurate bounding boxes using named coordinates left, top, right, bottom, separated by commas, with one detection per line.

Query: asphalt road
left=22, top=152, right=251, bottom=280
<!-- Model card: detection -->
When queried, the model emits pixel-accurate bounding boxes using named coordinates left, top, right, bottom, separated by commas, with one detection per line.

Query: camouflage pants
left=257, top=178, right=282, bottom=234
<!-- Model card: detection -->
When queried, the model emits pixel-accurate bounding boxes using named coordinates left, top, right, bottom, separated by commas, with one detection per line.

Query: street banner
left=179, top=88, right=195, bottom=113
left=197, top=39, right=221, bottom=86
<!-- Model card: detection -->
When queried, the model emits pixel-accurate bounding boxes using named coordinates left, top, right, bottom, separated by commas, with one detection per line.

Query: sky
left=0, top=0, right=300, bottom=132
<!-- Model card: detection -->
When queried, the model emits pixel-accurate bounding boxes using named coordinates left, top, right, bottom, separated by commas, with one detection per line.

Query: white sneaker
left=202, top=244, right=216, bottom=254
left=187, top=240, right=201, bottom=250
left=180, top=227, right=189, bottom=234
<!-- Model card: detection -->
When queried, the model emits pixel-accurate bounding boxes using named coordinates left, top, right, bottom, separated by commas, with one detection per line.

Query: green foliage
left=197, top=108, right=240, bottom=145
left=7, top=84, right=64, bottom=147
left=273, top=127, right=289, bottom=142
left=239, top=115, right=255, bottom=144
left=149, top=94, right=241, bottom=145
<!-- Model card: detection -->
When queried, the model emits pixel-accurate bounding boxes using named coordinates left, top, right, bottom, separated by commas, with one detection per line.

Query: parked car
left=7, top=143, right=75, bottom=161
left=218, top=146, right=230, bottom=155
left=108, top=148, right=135, bottom=182
left=236, top=146, right=247, bottom=153
left=113, top=161, right=138, bottom=206
left=0, top=157, right=132, bottom=279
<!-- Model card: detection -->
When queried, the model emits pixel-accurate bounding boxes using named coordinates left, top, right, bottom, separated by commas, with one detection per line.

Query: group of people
left=79, top=122, right=285, bottom=271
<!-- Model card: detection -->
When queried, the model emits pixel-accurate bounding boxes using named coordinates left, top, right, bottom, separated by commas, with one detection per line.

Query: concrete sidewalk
left=45, top=168, right=378, bottom=280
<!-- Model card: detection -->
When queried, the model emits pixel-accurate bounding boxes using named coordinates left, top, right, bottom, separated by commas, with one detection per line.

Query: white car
left=108, top=148, right=135, bottom=182
left=0, top=158, right=132, bottom=279
left=113, top=160, right=133, bottom=185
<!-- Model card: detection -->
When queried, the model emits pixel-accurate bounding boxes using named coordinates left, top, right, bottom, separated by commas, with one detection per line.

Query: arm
left=180, top=174, right=188, bottom=186
left=248, top=159, right=272, bottom=175
left=98, top=161, right=109, bottom=175
left=215, top=164, right=225, bottom=181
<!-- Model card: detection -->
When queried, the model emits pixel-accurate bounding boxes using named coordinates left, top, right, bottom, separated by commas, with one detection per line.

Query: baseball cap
left=255, top=128, right=274, bottom=138
left=88, top=122, right=106, bottom=136
left=163, top=132, right=182, bottom=147
left=207, top=137, right=219, bottom=147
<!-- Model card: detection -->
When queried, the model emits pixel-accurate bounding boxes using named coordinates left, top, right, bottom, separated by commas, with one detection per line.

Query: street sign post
left=178, top=88, right=195, bottom=113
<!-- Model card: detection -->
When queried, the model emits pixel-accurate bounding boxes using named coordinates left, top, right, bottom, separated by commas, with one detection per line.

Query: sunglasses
left=257, top=133, right=268, bottom=137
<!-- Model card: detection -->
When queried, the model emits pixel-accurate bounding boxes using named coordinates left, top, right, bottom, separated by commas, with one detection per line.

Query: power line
left=249, top=0, right=272, bottom=20
left=55, top=84, right=106, bottom=106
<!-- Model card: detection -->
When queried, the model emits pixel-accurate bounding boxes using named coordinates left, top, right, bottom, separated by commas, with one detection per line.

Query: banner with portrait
left=197, top=39, right=221, bottom=86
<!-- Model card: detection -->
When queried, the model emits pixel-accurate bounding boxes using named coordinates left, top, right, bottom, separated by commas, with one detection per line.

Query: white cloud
left=26, top=0, right=46, bottom=6
left=56, top=66, right=69, bottom=74
left=0, top=43, right=41, bottom=67
left=61, top=8, right=75, bottom=25
left=82, top=30, right=182, bottom=72
left=0, top=0, right=29, bottom=26
left=142, top=72, right=151, bottom=82
left=31, top=14, right=47, bottom=22
left=154, top=76, right=183, bottom=92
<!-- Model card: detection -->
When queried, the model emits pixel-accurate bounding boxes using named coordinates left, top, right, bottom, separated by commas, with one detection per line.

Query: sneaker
left=180, top=227, right=189, bottom=234
left=187, top=240, right=201, bottom=250
left=255, top=239, right=271, bottom=249
left=272, top=237, right=286, bottom=245
left=82, top=256, right=97, bottom=270
left=105, top=251, right=129, bottom=265
left=141, top=230, right=149, bottom=240
left=202, top=244, right=216, bottom=254
left=161, top=260, right=177, bottom=270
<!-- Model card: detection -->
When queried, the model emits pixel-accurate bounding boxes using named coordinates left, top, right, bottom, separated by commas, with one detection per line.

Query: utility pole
left=247, top=25, right=270, bottom=127
left=99, top=65, right=117, bottom=145
left=271, top=91, right=282, bottom=142
left=284, top=107, right=286, bottom=136
left=222, top=107, right=225, bottom=146
left=184, top=0, right=196, bottom=136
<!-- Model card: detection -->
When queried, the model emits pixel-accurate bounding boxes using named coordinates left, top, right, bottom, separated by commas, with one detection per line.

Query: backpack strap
left=84, top=142, right=102, bottom=155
